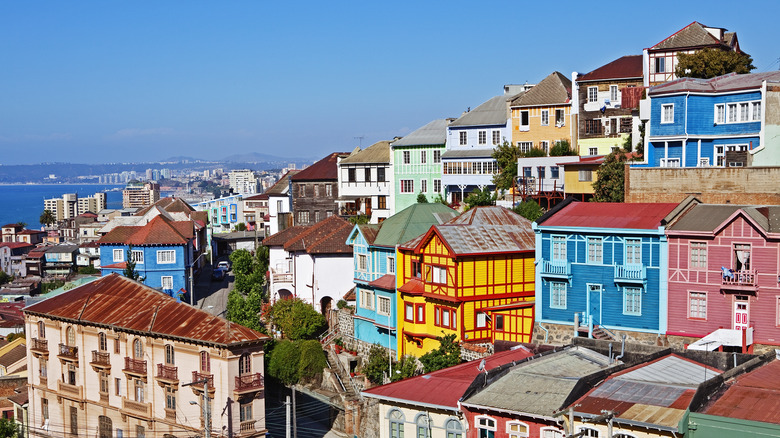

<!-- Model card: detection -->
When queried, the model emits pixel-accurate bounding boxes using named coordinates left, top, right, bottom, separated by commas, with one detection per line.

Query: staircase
left=591, top=326, right=617, bottom=341
left=324, top=347, right=360, bottom=401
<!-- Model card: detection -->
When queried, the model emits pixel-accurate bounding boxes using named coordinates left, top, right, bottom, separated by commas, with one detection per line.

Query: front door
left=734, top=297, right=749, bottom=330
left=587, top=285, right=602, bottom=327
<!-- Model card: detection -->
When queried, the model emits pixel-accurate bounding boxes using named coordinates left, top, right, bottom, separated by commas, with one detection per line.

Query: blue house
left=534, top=199, right=692, bottom=341
left=98, top=215, right=195, bottom=300
left=636, top=71, right=780, bottom=168
left=346, top=203, right=456, bottom=352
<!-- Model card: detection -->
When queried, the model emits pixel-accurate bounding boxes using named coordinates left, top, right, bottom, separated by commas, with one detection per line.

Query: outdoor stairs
left=592, top=326, right=616, bottom=341
left=324, top=347, right=359, bottom=401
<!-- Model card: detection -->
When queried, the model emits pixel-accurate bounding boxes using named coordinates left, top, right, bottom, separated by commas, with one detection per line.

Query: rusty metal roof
left=702, top=360, right=780, bottom=424
left=422, top=207, right=535, bottom=255
left=24, top=274, right=269, bottom=348
left=540, top=201, right=678, bottom=230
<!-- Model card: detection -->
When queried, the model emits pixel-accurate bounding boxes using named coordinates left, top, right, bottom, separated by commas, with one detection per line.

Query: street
left=193, top=263, right=232, bottom=317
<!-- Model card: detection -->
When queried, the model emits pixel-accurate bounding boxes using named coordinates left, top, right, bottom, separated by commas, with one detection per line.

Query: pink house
left=667, top=205, right=780, bottom=350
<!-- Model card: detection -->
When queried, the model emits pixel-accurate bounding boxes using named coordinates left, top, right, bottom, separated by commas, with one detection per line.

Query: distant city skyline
left=2, top=1, right=778, bottom=165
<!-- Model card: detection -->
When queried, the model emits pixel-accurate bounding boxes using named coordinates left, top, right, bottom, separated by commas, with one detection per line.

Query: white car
left=217, top=261, right=231, bottom=272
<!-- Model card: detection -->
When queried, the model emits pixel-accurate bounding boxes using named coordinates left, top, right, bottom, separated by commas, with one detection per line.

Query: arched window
left=200, top=351, right=211, bottom=372
left=98, top=332, right=107, bottom=352
left=578, top=426, right=600, bottom=438
left=415, top=414, right=431, bottom=438
left=98, top=415, right=112, bottom=438
left=540, top=428, right=564, bottom=438
left=475, top=416, right=496, bottom=438
left=66, top=326, right=76, bottom=346
left=165, top=345, right=175, bottom=365
left=239, top=353, right=251, bottom=375
left=133, top=339, right=143, bottom=359
left=38, top=321, right=46, bottom=339
left=445, top=418, right=463, bottom=438
left=507, top=421, right=529, bottom=438
left=388, top=409, right=404, bottom=438
left=613, top=434, right=637, bottom=438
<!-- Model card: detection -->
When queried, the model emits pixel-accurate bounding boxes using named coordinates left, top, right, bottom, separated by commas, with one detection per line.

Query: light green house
left=391, top=118, right=452, bottom=213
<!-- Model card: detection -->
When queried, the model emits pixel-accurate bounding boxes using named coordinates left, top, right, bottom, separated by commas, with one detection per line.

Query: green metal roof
left=373, top=203, right=457, bottom=247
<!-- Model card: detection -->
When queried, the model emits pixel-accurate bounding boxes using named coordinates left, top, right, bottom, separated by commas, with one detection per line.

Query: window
left=99, top=371, right=109, bottom=393
left=610, top=85, right=619, bottom=102
left=541, top=110, right=549, bottom=126
left=157, top=250, right=175, bottom=264
left=239, top=353, right=252, bottom=376
left=619, top=117, right=633, bottom=133
left=552, top=236, right=566, bottom=261
left=38, top=320, right=45, bottom=338
left=476, top=416, right=496, bottom=438
left=507, top=421, right=529, bottom=438
left=655, top=57, right=665, bottom=73
left=715, top=104, right=725, bottom=124
left=388, top=256, right=395, bottom=274
left=357, top=254, right=367, bottom=271
left=551, top=166, right=560, bottom=179
left=347, top=168, right=356, bottom=183
left=314, top=211, right=320, bottom=223
left=734, top=243, right=751, bottom=271
left=476, top=311, right=488, bottom=328
left=165, top=386, right=176, bottom=410
left=698, top=157, right=710, bottom=167
left=585, top=120, right=603, bottom=135
left=299, top=184, right=306, bottom=197
left=477, top=130, right=487, bottom=145
left=540, top=141, right=549, bottom=154
left=131, top=250, right=143, bottom=264
left=519, top=142, right=532, bottom=153
left=551, top=282, right=567, bottom=309
left=297, top=211, right=309, bottom=224
left=115, top=378, right=121, bottom=396
left=753, top=101, right=761, bottom=121
left=405, top=303, right=414, bottom=322
left=377, top=167, right=386, bottom=182
left=588, top=146, right=599, bottom=155
left=165, top=344, right=174, bottom=365
left=67, top=326, right=76, bottom=346
left=540, top=428, right=564, bottom=438
left=325, top=184, right=332, bottom=196
left=433, top=150, right=442, bottom=163
left=624, top=287, right=642, bottom=315
left=588, top=86, right=598, bottom=103
left=430, top=265, right=447, bottom=284
left=727, top=103, right=738, bottom=122
left=556, top=109, right=565, bottom=126
left=661, top=104, right=674, bottom=123
left=99, top=332, right=107, bottom=351
left=690, top=242, right=707, bottom=268
left=377, top=296, right=391, bottom=316
left=69, top=408, right=78, bottom=437
left=435, top=306, right=456, bottom=330
left=494, top=314, right=505, bottom=331
left=625, top=238, right=641, bottom=265
left=492, top=131, right=501, bottom=145
left=134, top=378, right=145, bottom=402
left=416, top=304, right=425, bottom=323
left=42, top=398, right=49, bottom=420
left=240, top=401, right=253, bottom=422
left=113, top=249, right=123, bottom=262
left=740, top=102, right=749, bottom=122
left=412, top=260, right=421, bottom=278
left=400, top=180, right=414, bottom=193
left=587, top=237, right=603, bottom=263
left=690, top=292, right=707, bottom=319
left=365, top=168, right=371, bottom=182
left=520, top=110, right=529, bottom=127
left=360, top=289, right=374, bottom=310
left=537, top=166, right=546, bottom=179
left=420, top=179, right=428, bottom=193
left=446, top=419, right=463, bottom=438
left=200, top=351, right=211, bottom=372
left=433, top=179, right=442, bottom=193
left=416, top=414, right=431, bottom=438
left=133, top=338, right=143, bottom=358
left=389, top=409, right=405, bottom=438
left=579, top=169, right=593, bottom=182
left=161, top=276, right=173, bottom=290
left=39, top=357, right=47, bottom=379
left=99, top=416, right=112, bottom=438
left=418, top=150, right=427, bottom=165
left=459, top=131, right=467, bottom=145
left=67, top=362, right=76, bottom=385
left=136, top=426, right=146, bottom=438
left=660, top=157, right=681, bottom=167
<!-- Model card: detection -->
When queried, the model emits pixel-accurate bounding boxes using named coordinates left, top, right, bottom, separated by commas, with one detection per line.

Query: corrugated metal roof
left=510, top=72, right=571, bottom=107
left=368, top=274, right=395, bottom=291
left=340, top=140, right=391, bottom=165
left=540, top=201, right=678, bottom=230
left=391, top=119, right=450, bottom=147
left=373, top=203, right=457, bottom=247
left=650, top=71, right=780, bottom=95
left=356, top=224, right=381, bottom=246
left=441, top=149, right=495, bottom=159
left=702, top=360, right=780, bottom=424
left=450, top=95, right=509, bottom=127
left=24, top=274, right=269, bottom=347
left=577, top=55, right=643, bottom=82
left=668, top=204, right=747, bottom=232
left=292, top=152, right=349, bottom=182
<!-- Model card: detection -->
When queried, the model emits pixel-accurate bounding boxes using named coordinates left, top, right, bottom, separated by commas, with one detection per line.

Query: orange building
left=510, top=71, right=575, bottom=154
left=396, top=206, right=535, bottom=357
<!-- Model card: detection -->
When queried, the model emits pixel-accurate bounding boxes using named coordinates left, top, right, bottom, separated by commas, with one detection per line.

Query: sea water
left=0, top=184, right=124, bottom=229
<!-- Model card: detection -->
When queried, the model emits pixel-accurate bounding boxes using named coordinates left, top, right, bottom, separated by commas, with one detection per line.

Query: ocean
left=0, top=184, right=125, bottom=229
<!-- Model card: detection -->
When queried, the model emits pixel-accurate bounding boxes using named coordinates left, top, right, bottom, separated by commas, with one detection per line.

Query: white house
left=337, top=140, right=393, bottom=224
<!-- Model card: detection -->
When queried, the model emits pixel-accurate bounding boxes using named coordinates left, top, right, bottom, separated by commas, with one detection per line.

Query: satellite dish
left=477, top=358, right=486, bottom=371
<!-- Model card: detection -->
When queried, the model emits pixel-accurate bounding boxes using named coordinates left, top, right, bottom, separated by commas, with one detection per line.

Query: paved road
left=193, top=263, right=232, bottom=317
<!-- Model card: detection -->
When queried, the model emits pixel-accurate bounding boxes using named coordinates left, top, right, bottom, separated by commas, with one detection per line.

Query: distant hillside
left=223, top=152, right=312, bottom=163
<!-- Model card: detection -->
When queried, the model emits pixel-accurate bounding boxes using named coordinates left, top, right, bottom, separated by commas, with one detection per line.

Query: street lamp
left=184, top=378, right=211, bottom=438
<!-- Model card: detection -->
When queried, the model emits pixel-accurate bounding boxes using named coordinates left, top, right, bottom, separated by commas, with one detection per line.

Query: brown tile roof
left=343, top=286, right=356, bottom=301
left=136, top=197, right=195, bottom=216
left=356, top=224, right=381, bottom=246
left=285, top=216, right=353, bottom=254
left=24, top=273, right=269, bottom=347
left=263, top=224, right=308, bottom=247
left=292, top=152, right=350, bottom=182
left=368, top=274, right=395, bottom=291
left=577, top=55, right=643, bottom=82
left=650, top=21, right=735, bottom=51
left=265, top=170, right=301, bottom=196
left=511, top=71, right=571, bottom=107
left=8, top=389, right=28, bottom=407
left=98, top=215, right=193, bottom=245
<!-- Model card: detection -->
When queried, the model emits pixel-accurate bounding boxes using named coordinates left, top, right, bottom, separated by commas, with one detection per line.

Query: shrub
left=298, top=340, right=327, bottom=381
left=267, top=340, right=301, bottom=385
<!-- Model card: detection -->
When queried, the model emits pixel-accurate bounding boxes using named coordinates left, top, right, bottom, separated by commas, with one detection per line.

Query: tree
left=348, top=215, right=370, bottom=225
left=519, top=147, right=547, bottom=158
left=676, top=48, right=755, bottom=79
left=0, top=272, right=11, bottom=286
left=264, top=298, right=326, bottom=341
left=226, top=287, right=266, bottom=333
left=492, top=140, right=520, bottom=190
left=391, top=355, right=419, bottom=382
left=419, top=333, right=461, bottom=373
left=298, top=339, right=327, bottom=382
left=513, top=200, right=544, bottom=222
left=267, top=340, right=301, bottom=385
left=39, top=209, right=56, bottom=227
left=234, top=222, right=247, bottom=231
left=0, top=418, right=16, bottom=438
left=416, top=193, right=429, bottom=203
left=362, top=344, right=391, bottom=384
left=464, top=188, right=496, bottom=209
left=592, top=151, right=628, bottom=202
left=77, top=265, right=99, bottom=275
left=123, top=246, right=144, bottom=282
left=549, top=140, right=577, bottom=156
left=432, top=194, right=449, bottom=205
left=229, top=249, right=253, bottom=276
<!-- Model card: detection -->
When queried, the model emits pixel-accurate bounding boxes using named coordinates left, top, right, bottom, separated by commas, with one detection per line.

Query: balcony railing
left=240, top=420, right=257, bottom=434
left=190, top=371, right=215, bottom=393
left=614, top=264, right=647, bottom=283
left=156, top=364, right=178, bottom=383
left=58, top=380, right=83, bottom=399
left=539, top=260, right=570, bottom=278
left=123, top=357, right=147, bottom=376
left=91, top=351, right=111, bottom=368
left=58, top=344, right=78, bottom=361
left=722, top=269, right=757, bottom=289
left=235, top=373, right=264, bottom=393
left=121, top=397, right=152, bottom=419
left=31, top=338, right=48, bottom=356
left=272, top=272, right=293, bottom=283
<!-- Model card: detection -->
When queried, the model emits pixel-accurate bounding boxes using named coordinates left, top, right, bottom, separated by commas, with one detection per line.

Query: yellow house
left=562, top=152, right=637, bottom=201
left=396, top=207, right=535, bottom=357
left=510, top=71, right=575, bottom=154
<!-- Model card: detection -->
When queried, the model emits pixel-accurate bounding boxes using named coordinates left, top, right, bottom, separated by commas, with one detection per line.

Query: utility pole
left=285, top=396, right=291, bottom=438
left=204, top=379, right=211, bottom=438
left=223, top=397, right=234, bottom=438
left=292, top=387, right=298, bottom=438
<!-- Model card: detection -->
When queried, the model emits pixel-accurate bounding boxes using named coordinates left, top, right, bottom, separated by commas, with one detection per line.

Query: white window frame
left=610, top=85, right=619, bottom=103
left=655, top=57, right=665, bottom=74
left=388, top=256, right=395, bottom=274
left=433, top=150, right=442, bottom=163
left=478, top=130, right=487, bottom=145
left=161, top=276, right=173, bottom=290
left=157, top=250, right=175, bottom=264
left=588, top=147, right=598, bottom=156
left=113, top=249, right=124, bottom=262
left=360, top=289, right=374, bottom=310
left=404, top=303, right=414, bottom=321
left=661, top=104, right=674, bottom=124
left=555, top=109, right=565, bottom=127
left=660, top=157, right=681, bottom=168
left=587, top=237, right=603, bottom=264
left=541, top=110, right=549, bottom=126
left=507, top=421, right=529, bottom=438
left=698, top=157, right=710, bottom=167
left=400, top=180, right=414, bottom=193
left=623, top=287, right=642, bottom=316
left=403, top=151, right=411, bottom=165
left=552, top=236, right=566, bottom=261
left=519, top=142, right=532, bottom=153
left=540, top=141, right=549, bottom=154
left=433, top=179, right=442, bottom=193
left=377, top=296, right=391, bottom=316
left=459, top=131, right=467, bottom=145
left=540, top=428, right=564, bottom=438
left=550, top=282, right=567, bottom=309
left=714, top=103, right=725, bottom=124
left=420, top=150, right=427, bottom=164
left=420, top=179, right=428, bottom=193
left=752, top=101, right=761, bottom=121
left=689, top=291, right=707, bottom=319
left=588, top=86, right=598, bottom=103
left=475, top=416, right=496, bottom=435
left=357, top=254, right=367, bottom=272
left=131, top=250, right=144, bottom=264
left=430, top=265, right=447, bottom=284
left=690, top=241, right=707, bottom=269
left=625, top=238, right=641, bottom=265
left=492, top=130, right=501, bottom=145
left=579, top=169, right=593, bottom=182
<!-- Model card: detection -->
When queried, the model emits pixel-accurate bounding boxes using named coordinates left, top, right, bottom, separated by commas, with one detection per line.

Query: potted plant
left=334, top=338, right=344, bottom=354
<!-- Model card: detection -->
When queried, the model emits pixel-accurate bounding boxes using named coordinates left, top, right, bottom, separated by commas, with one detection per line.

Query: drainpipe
left=616, top=335, right=626, bottom=362
left=684, top=91, right=690, bottom=167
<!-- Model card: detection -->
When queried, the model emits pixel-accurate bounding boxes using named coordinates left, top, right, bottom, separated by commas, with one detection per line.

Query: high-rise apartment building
left=229, top=169, right=258, bottom=194
left=122, top=181, right=161, bottom=209
left=43, top=193, right=107, bottom=221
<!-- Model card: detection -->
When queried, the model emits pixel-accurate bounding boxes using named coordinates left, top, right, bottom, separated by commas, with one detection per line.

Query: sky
left=2, top=1, right=779, bottom=165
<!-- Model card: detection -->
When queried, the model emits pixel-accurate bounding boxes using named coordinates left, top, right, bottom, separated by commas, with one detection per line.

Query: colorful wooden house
left=534, top=198, right=693, bottom=343
left=510, top=71, right=574, bottom=155
left=347, top=203, right=456, bottom=352
left=392, top=119, right=451, bottom=214
left=396, top=206, right=535, bottom=357
left=666, top=204, right=780, bottom=351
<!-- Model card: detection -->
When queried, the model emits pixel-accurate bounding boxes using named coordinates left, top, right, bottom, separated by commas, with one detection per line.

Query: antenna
left=354, top=136, right=365, bottom=147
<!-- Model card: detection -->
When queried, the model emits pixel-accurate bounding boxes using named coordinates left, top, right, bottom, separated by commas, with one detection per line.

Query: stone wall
left=625, top=166, right=780, bottom=204
left=533, top=322, right=670, bottom=348
left=461, top=342, right=494, bottom=361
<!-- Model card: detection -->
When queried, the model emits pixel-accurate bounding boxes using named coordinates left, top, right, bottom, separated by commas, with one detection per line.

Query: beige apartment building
left=25, top=273, right=269, bottom=438
left=123, top=181, right=161, bottom=209
left=43, top=192, right=107, bottom=222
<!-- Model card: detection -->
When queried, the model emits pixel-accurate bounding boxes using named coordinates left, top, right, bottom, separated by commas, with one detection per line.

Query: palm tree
left=39, top=210, right=56, bottom=227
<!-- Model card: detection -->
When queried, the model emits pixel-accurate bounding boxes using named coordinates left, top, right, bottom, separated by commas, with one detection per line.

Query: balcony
left=58, top=344, right=78, bottom=363
left=614, top=264, right=647, bottom=284
left=121, top=397, right=152, bottom=420
left=539, top=260, right=571, bottom=279
left=57, top=380, right=84, bottom=401
left=156, top=364, right=179, bottom=385
left=31, top=338, right=48, bottom=357
left=271, top=272, right=293, bottom=284
left=190, top=371, right=215, bottom=396
left=235, top=373, right=264, bottom=395
left=239, top=420, right=257, bottom=435
left=721, top=269, right=758, bottom=293
left=90, top=351, right=111, bottom=370
left=123, top=357, right=147, bottom=378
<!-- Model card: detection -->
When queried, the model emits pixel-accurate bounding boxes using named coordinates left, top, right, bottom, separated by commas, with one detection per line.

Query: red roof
left=24, top=273, right=269, bottom=347
left=577, top=55, right=643, bottom=82
left=541, top=201, right=678, bottom=230
left=363, top=347, right=534, bottom=409
left=18, top=229, right=45, bottom=235
left=98, top=215, right=193, bottom=245
left=702, top=360, right=780, bottom=424
left=398, top=279, right=424, bottom=295
left=368, top=274, right=396, bottom=291
left=102, top=261, right=127, bottom=269
left=291, top=152, right=349, bottom=182
left=0, top=242, right=33, bottom=250
left=244, top=194, right=268, bottom=201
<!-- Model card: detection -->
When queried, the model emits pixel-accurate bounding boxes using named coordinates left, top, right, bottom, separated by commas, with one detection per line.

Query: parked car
left=217, top=261, right=231, bottom=272
left=211, top=267, right=226, bottom=281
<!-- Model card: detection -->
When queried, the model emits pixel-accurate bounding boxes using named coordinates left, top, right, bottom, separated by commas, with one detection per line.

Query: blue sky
left=2, top=1, right=778, bottom=165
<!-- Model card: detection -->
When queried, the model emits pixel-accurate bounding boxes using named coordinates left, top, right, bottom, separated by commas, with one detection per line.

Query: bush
left=513, top=200, right=544, bottom=222
left=362, top=344, right=390, bottom=384
left=298, top=340, right=327, bottom=381
left=265, top=298, right=326, bottom=340
left=78, top=265, right=99, bottom=275
left=549, top=140, right=577, bottom=156
left=337, top=299, right=348, bottom=309
left=419, top=333, right=461, bottom=373
left=267, top=340, right=301, bottom=385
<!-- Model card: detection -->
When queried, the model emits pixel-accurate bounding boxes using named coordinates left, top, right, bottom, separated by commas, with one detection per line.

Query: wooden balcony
left=121, top=397, right=152, bottom=420
left=614, top=264, right=647, bottom=284
left=722, top=269, right=758, bottom=293
left=235, top=373, right=264, bottom=394
left=31, top=338, right=48, bottom=357
left=90, top=351, right=111, bottom=370
left=57, top=380, right=84, bottom=401
left=539, top=260, right=571, bottom=279
left=156, top=364, right=179, bottom=385
left=58, top=344, right=78, bottom=363
left=190, top=371, right=215, bottom=396
left=123, top=357, right=147, bottom=378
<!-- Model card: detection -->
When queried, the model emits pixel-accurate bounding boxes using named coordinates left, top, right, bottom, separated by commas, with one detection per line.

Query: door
left=734, top=297, right=749, bottom=330
left=587, top=285, right=602, bottom=327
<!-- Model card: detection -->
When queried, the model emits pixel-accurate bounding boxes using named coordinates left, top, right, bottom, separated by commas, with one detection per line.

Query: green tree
left=362, top=344, right=391, bottom=384
left=464, top=188, right=496, bottom=209
left=39, top=209, right=56, bottom=227
left=229, top=249, right=253, bottom=276
left=234, top=222, right=247, bottom=231
left=265, top=298, right=326, bottom=340
left=77, top=265, right=99, bottom=275
left=391, top=355, right=419, bottom=382
left=123, top=246, right=144, bottom=282
left=0, top=418, right=16, bottom=438
left=416, top=193, right=429, bottom=203
left=226, top=287, right=266, bottom=333
left=419, top=333, right=461, bottom=373
left=492, top=140, right=520, bottom=190
left=519, top=147, right=547, bottom=158
left=432, top=194, right=449, bottom=205
left=267, top=340, right=301, bottom=385
left=0, top=272, right=11, bottom=286
left=676, top=48, right=755, bottom=79
left=348, top=215, right=370, bottom=225
left=513, top=200, right=544, bottom=222
left=298, top=339, right=327, bottom=381
left=549, top=140, right=577, bottom=156
left=592, top=151, right=628, bottom=202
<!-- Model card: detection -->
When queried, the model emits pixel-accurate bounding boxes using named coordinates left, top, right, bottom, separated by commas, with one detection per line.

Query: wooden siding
left=511, top=104, right=572, bottom=148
